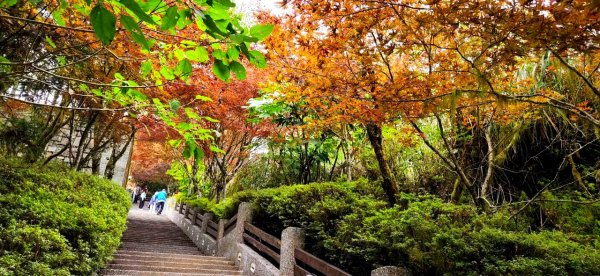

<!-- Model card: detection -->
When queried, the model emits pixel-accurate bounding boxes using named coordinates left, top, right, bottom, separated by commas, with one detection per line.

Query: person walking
left=132, top=186, right=141, bottom=204
left=138, top=190, right=147, bottom=208
left=148, top=191, right=158, bottom=214
left=155, top=189, right=168, bottom=215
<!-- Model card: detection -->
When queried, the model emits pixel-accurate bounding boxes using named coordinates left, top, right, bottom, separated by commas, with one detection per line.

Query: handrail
left=295, top=248, right=350, bottom=276
left=243, top=221, right=281, bottom=248
left=294, top=265, right=312, bottom=276
left=224, top=216, right=237, bottom=236
left=173, top=202, right=348, bottom=276
left=243, top=233, right=281, bottom=263
left=224, top=213, right=238, bottom=229
left=207, top=219, right=218, bottom=229
left=195, top=212, right=204, bottom=225
left=207, top=227, right=218, bottom=239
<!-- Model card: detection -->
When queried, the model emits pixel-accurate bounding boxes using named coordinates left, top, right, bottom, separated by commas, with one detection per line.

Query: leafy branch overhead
left=0, top=0, right=274, bottom=191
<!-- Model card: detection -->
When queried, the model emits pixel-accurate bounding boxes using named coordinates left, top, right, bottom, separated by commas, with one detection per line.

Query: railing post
left=280, top=227, right=305, bottom=276
left=234, top=202, right=253, bottom=243
left=200, top=212, right=213, bottom=234
left=178, top=203, right=185, bottom=214
left=191, top=208, right=197, bottom=225
left=218, top=219, right=226, bottom=240
left=217, top=202, right=253, bottom=258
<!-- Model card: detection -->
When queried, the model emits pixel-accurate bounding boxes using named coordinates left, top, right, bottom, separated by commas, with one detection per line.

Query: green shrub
left=0, top=158, right=130, bottom=275
left=180, top=180, right=600, bottom=275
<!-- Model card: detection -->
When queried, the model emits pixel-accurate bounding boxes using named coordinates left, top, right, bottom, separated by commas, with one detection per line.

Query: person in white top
left=138, top=190, right=147, bottom=208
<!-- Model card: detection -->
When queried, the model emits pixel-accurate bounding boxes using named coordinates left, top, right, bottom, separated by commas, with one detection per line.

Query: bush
left=180, top=180, right=600, bottom=275
left=0, top=158, right=130, bottom=275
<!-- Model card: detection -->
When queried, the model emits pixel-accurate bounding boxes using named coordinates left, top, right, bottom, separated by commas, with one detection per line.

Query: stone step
left=120, top=240, right=197, bottom=247
left=121, top=234, right=195, bottom=239
left=113, top=253, right=232, bottom=264
left=111, top=259, right=236, bottom=270
left=118, top=242, right=201, bottom=254
left=103, top=206, right=239, bottom=276
left=101, top=269, right=242, bottom=276
left=106, top=264, right=241, bottom=274
left=117, top=248, right=200, bottom=255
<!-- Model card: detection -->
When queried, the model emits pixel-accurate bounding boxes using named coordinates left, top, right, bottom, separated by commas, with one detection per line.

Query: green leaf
left=194, top=147, right=204, bottom=160
left=140, top=0, right=162, bottom=12
left=184, top=107, right=201, bottom=120
left=227, top=46, right=240, bottom=60
left=202, top=15, right=227, bottom=37
left=177, top=9, right=193, bottom=29
left=0, top=0, right=18, bottom=8
left=210, top=144, right=226, bottom=154
left=129, top=90, right=148, bottom=102
left=119, top=0, right=157, bottom=25
left=180, top=40, right=198, bottom=48
left=249, top=24, right=274, bottom=41
left=161, top=6, right=180, bottom=31
left=174, top=48, right=185, bottom=61
left=45, top=36, right=57, bottom=48
left=229, top=61, right=246, bottom=80
left=204, top=116, right=219, bottom=123
left=195, top=95, right=213, bottom=102
left=212, top=49, right=227, bottom=60
left=160, top=66, right=175, bottom=80
left=186, top=47, right=209, bottom=63
left=230, top=34, right=258, bottom=44
left=213, top=0, right=235, bottom=8
left=207, top=5, right=229, bottom=20
left=169, top=99, right=181, bottom=111
left=212, top=60, right=230, bottom=82
left=56, top=56, right=66, bottom=66
left=176, top=59, right=193, bottom=80
left=114, top=72, right=125, bottom=80
left=0, top=56, right=11, bottom=73
left=90, top=4, right=117, bottom=45
left=121, top=15, right=152, bottom=50
left=248, top=50, right=267, bottom=68
left=52, top=8, right=66, bottom=26
left=141, top=60, right=153, bottom=77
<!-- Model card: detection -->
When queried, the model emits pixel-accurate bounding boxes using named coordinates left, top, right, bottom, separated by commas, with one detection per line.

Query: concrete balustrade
left=167, top=199, right=408, bottom=276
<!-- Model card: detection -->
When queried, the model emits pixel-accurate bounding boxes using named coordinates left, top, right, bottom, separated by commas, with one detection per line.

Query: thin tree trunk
left=365, top=123, right=398, bottom=205
left=480, top=123, right=495, bottom=204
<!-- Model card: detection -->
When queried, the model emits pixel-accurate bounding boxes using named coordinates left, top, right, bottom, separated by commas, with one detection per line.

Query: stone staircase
left=101, top=205, right=241, bottom=276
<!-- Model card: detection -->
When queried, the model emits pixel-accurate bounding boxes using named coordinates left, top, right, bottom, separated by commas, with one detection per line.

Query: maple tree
left=264, top=0, right=600, bottom=205
left=0, top=0, right=274, bottom=185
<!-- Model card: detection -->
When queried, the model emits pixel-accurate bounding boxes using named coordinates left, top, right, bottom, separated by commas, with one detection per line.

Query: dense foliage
left=180, top=180, right=600, bottom=275
left=0, top=158, right=130, bottom=275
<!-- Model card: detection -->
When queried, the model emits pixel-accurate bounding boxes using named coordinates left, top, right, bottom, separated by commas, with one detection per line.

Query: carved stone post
left=218, top=219, right=227, bottom=240
left=280, top=227, right=305, bottom=276
left=200, top=212, right=213, bottom=234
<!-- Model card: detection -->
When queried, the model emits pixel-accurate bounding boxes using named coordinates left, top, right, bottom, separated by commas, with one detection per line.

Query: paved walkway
left=101, top=204, right=240, bottom=275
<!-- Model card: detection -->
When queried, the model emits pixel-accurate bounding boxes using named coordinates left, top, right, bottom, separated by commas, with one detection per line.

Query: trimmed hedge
left=180, top=180, right=600, bottom=275
left=0, top=158, right=130, bottom=275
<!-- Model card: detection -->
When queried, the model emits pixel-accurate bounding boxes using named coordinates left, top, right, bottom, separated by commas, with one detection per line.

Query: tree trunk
left=479, top=123, right=495, bottom=205
left=365, top=123, right=398, bottom=205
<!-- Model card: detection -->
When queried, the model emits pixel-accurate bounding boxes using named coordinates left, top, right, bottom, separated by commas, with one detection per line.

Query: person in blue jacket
left=155, top=189, right=168, bottom=215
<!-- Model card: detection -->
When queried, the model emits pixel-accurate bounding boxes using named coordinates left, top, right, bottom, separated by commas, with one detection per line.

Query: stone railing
left=166, top=198, right=409, bottom=276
